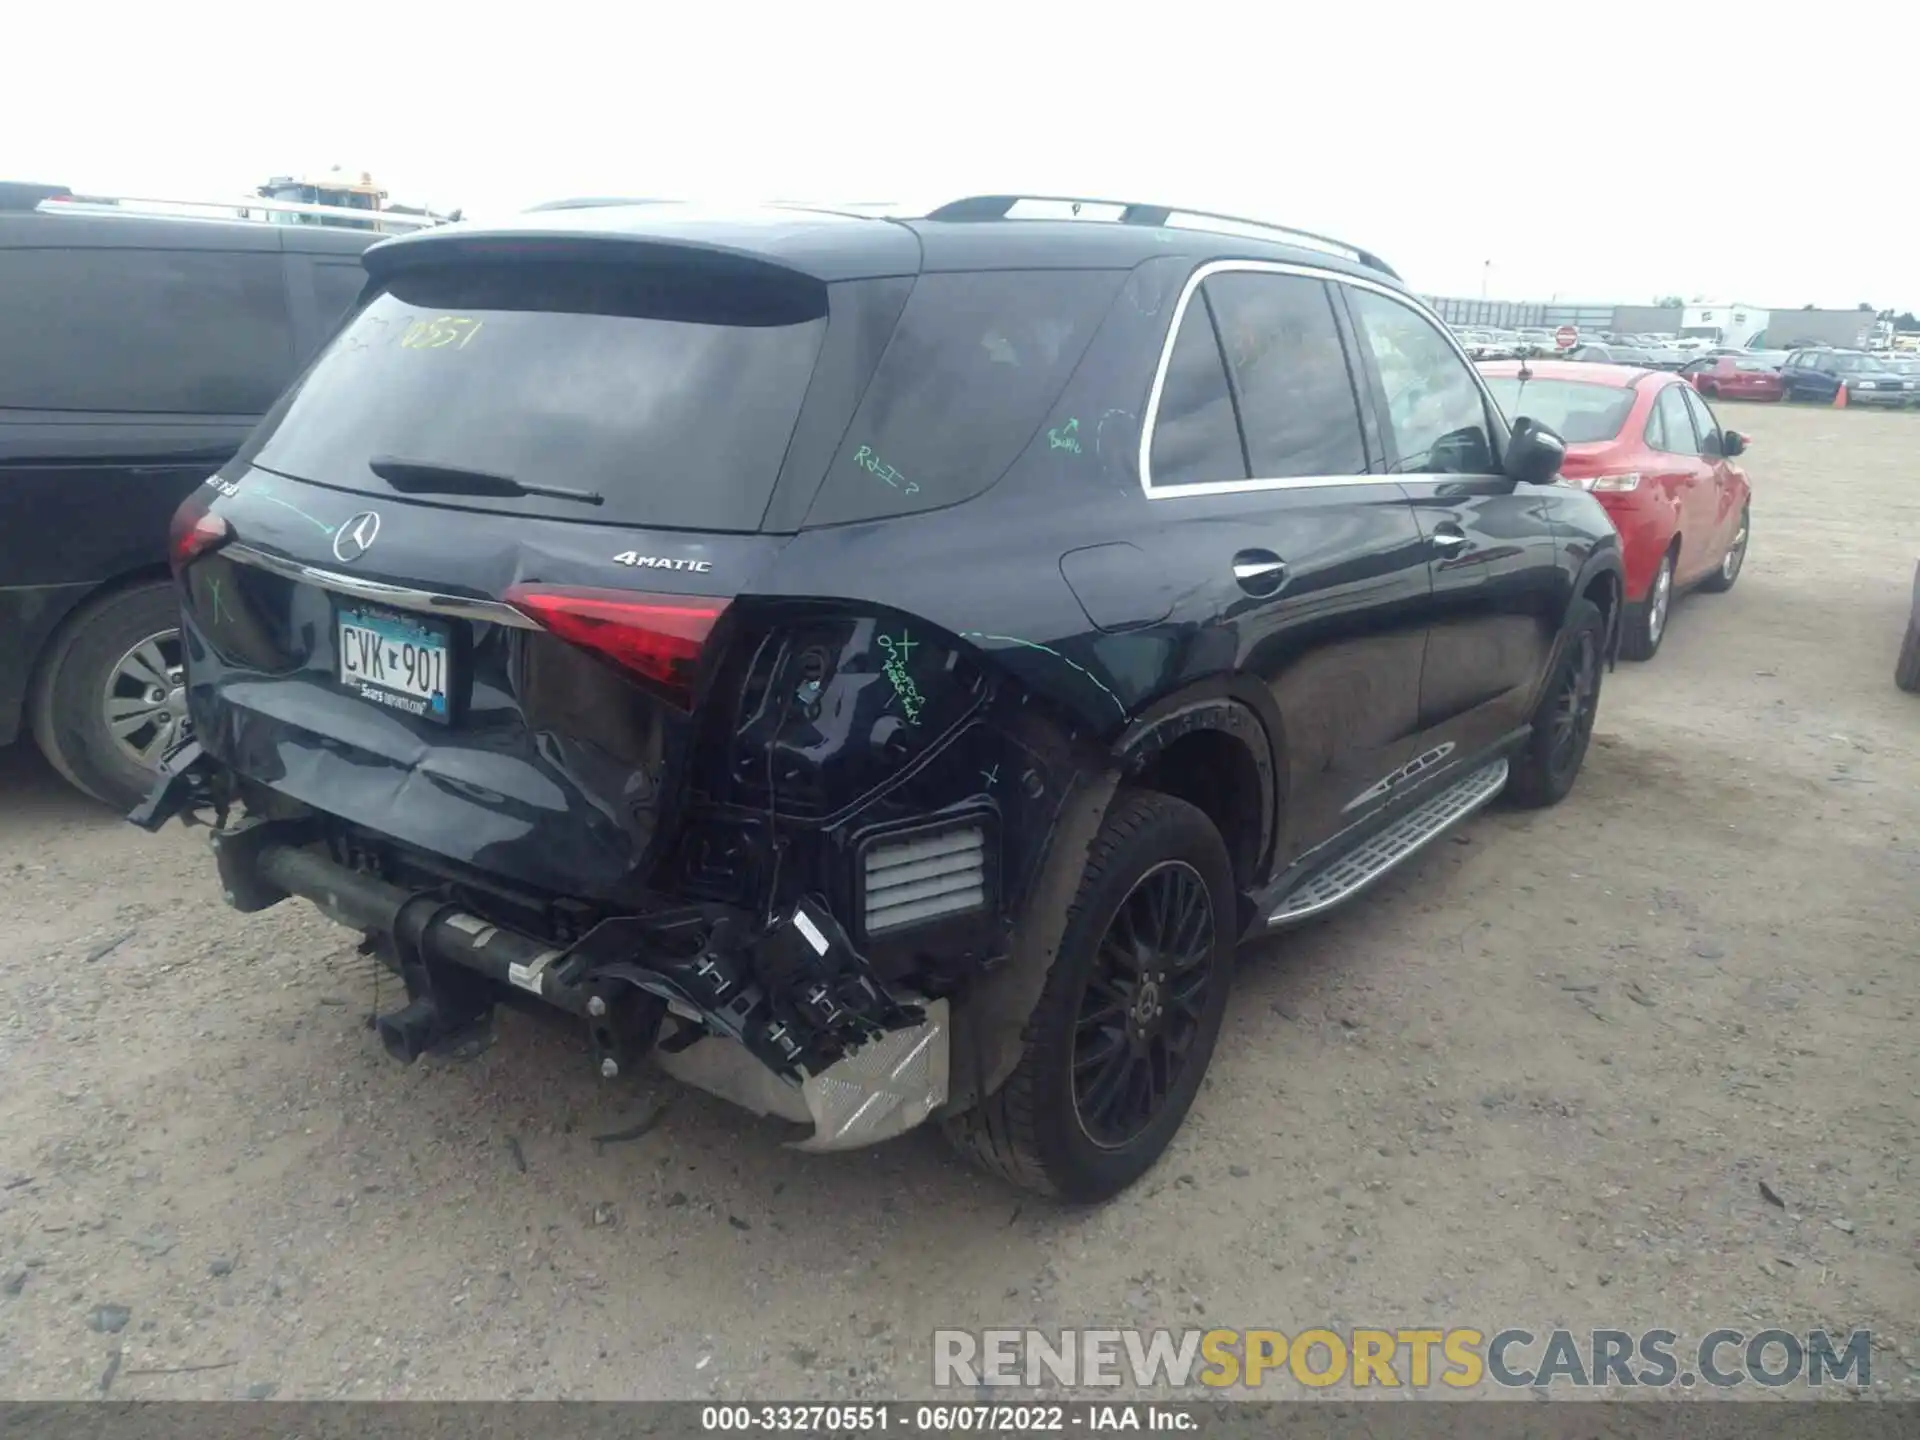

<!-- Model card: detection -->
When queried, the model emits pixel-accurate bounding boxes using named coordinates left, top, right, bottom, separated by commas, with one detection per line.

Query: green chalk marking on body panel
left=1047, top=417, right=1083, bottom=454
left=876, top=629, right=926, bottom=725
left=960, top=631, right=1126, bottom=718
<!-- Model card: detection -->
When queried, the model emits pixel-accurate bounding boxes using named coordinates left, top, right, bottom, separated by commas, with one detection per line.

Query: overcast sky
left=9, top=3, right=1911, bottom=312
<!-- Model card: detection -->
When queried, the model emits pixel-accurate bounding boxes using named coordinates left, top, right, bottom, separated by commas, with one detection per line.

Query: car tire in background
left=29, top=581, right=188, bottom=812
left=943, top=790, right=1235, bottom=1202
left=1620, top=549, right=1677, bottom=661
left=1898, top=562, right=1920, bottom=695
left=1504, top=598, right=1606, bottom=809
left=1699, top=505, right=1750, bottom=594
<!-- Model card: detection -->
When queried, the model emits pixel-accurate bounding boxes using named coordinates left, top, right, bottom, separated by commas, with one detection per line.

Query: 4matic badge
left=613, top=552, right=712, bottom=573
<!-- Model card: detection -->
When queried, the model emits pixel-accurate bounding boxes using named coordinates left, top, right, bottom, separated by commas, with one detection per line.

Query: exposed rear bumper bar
left=137, top=768, right=951, bottom=1151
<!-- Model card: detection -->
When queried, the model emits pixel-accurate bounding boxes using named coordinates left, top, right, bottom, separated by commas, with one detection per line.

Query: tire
left=1699, top=504, right=1749, bottom=593
left=1619, top=548, right=1676, bottom=661
left=1898, top=616, right=1920, bottom=694
left=28, top=581, right=187, bottom=812
left=1504, top=598, right=1605, bottom=810
left=942, top=790, right=1235, bottom=1202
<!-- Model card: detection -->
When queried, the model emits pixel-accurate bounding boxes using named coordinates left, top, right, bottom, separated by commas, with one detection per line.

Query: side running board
left=1267, top=759, right=1509, bottom=927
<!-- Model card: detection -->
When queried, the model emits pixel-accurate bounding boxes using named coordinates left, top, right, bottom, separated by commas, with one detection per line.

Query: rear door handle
left=1232, top=550, right=1288, bottom=597
left=1431, top=525, right=1469, bottom=550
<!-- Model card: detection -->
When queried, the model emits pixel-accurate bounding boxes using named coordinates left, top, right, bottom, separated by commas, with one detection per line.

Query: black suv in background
left=0, top=183, right=375, bottom=808
left=139, top=195, right=1624, bottom=1200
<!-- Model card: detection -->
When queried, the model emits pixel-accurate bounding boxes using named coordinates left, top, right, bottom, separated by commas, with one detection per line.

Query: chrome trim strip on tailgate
left=221, top=543, right=541, bottom=630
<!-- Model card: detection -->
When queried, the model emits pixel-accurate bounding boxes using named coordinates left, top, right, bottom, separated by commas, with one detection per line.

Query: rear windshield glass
left=246, top=259, right=828, bottom=531
left=1733, top=357, right=1777, bottom=372
left=1482, top=377, right=1637, bottom=443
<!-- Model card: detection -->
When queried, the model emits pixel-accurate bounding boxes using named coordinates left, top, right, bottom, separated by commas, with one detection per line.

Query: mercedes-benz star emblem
left=332, top=511, right=382, bottom=564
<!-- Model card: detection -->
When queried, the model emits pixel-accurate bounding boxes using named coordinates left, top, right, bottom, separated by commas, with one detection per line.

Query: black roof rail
left=0, top=182, right=73, bottom=212
left=923, top=194, right=1400, bottom=280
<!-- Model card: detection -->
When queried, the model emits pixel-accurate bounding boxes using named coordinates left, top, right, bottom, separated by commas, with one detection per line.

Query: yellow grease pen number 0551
left=400, top=316, right=483, bottom=350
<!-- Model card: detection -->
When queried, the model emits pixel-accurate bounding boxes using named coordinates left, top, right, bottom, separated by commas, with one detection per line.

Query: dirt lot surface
left=2, top=402, right=1916, bottom=1402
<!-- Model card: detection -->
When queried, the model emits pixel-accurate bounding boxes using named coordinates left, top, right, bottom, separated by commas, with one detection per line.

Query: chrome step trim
left=1267, top=758, right=1508, bottom=927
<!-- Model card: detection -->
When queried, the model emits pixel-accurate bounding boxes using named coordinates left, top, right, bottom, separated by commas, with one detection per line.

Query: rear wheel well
left=1130, top=729, right=1263, bottom=893
left=1581, top=569, right=1619, bottom=628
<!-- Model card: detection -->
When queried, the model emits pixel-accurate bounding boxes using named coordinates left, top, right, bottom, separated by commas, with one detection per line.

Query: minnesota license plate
left=336, top=605, right=453, bottom=722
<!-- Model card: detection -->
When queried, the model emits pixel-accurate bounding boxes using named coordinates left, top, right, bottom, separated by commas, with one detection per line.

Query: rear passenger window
left=1346, top=288, right=1497, bottom=474
left=1147, top=293, right=1248, bottom=488
left=1202, top=272, right=1366, bottom=477
left=1652, top=386, right=1700, bottom=454
left=804, top=269, right=1123, bottom=527
left=0, top=248, right=294, bottom=414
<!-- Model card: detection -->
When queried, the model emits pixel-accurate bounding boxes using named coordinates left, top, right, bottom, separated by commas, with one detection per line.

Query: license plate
left=336, top=605, right=454, bottom=722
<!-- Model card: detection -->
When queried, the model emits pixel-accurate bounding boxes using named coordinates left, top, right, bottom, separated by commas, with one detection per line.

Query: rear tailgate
left=178, top=245, right=849, bottom=901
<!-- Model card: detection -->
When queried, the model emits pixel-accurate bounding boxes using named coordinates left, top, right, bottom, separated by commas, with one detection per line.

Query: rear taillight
left=1567, top=472, right=1642, bottom=493
left=168, top=497, right=232, bottom=579
left=506, top=585, right=729, bottom=706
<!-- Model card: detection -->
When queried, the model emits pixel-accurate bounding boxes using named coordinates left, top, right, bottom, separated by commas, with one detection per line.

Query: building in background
left=1425, top=292, right=1874, bottom=348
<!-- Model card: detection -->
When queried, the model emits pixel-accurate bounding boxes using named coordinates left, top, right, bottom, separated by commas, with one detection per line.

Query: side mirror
left=1505, top=417, right=1566, bottom=485
left=1722, top=430, right=1748, bottom=458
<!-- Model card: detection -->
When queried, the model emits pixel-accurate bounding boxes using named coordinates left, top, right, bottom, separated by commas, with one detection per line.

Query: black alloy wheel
left=1071, top=860, right=1217, bottom=1148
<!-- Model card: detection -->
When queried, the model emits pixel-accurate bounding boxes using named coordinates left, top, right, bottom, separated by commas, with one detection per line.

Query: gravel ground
left=1, top=401, right=1916, bottom=1401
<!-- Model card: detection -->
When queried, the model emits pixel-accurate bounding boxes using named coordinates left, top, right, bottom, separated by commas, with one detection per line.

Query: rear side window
left=1202, top=271, right=1366, bottom=477
left=1346, top=287, right=1497, bottom=474
left=1651, top=385, right=1700, bottom=454
left=0, top=248, right=293, bottom=413
left=249, top=259, right=828, bottom=532
left=804, top=269, right=1123, bottom=527
left=1147, top=293, right=1249, bottom=488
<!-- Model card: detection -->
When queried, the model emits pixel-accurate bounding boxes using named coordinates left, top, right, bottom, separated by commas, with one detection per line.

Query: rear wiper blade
left=367, top=456, right=604, bottom=506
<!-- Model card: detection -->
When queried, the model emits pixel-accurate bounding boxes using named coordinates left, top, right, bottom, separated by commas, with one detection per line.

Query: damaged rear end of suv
left=136, top=200, right=1227, bottom=1201
left=135, top=197, right=1618, bottom=1201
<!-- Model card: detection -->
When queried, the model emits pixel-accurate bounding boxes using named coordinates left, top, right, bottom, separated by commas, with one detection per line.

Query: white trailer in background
left=1681, top=303, right=1770, bottom=350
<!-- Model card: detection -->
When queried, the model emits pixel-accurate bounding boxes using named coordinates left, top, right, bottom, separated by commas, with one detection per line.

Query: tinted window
left=251, top=259, right=827, bottom=531
left=1481, top=378, right=1637, bottom=443
left=1202, top=272, right=1365, bottom=478
left=311, top=261, right=368, bottom=328
left=1347, top=287, right=1496, bottom=474
left=0, top=248, right=293, bottom=413
left=1681, top=386, right=1721, bottom=452
left=1732, top=356, right=1776, bottom=372
left=1680, top=358, right=1710, bottom=375
left=1652, top=385, right=1700, bottom=455
left=806, top=269, right=1123, bottom=525
left=1147, top=293, right=1248, bottom=488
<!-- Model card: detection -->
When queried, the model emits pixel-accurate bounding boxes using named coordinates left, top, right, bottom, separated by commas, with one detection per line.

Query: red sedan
left=1479, top=361, right=1752, bottom=660
left=1680, top=353, right=1785, bottom=402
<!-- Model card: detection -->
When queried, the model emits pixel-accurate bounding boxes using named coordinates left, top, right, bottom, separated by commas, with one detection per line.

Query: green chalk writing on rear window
left=875, top=629, right=926, bottom=726
left=853, top=445, right=920, bottom=496
left=1048, top=418, right=1083, bottom=454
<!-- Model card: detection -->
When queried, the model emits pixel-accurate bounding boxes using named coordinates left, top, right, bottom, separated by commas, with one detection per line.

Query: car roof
left=365, top=198, right=1407, bottom=289
left=0, top=205, right=377, bottom=255
left=1477, top=359, right=1663, bottom=388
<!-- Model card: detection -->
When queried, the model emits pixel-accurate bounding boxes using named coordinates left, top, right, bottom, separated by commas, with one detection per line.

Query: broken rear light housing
left=505, top=584, right=729, bottom=707
left=168, top=499, right=232, bottom=579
